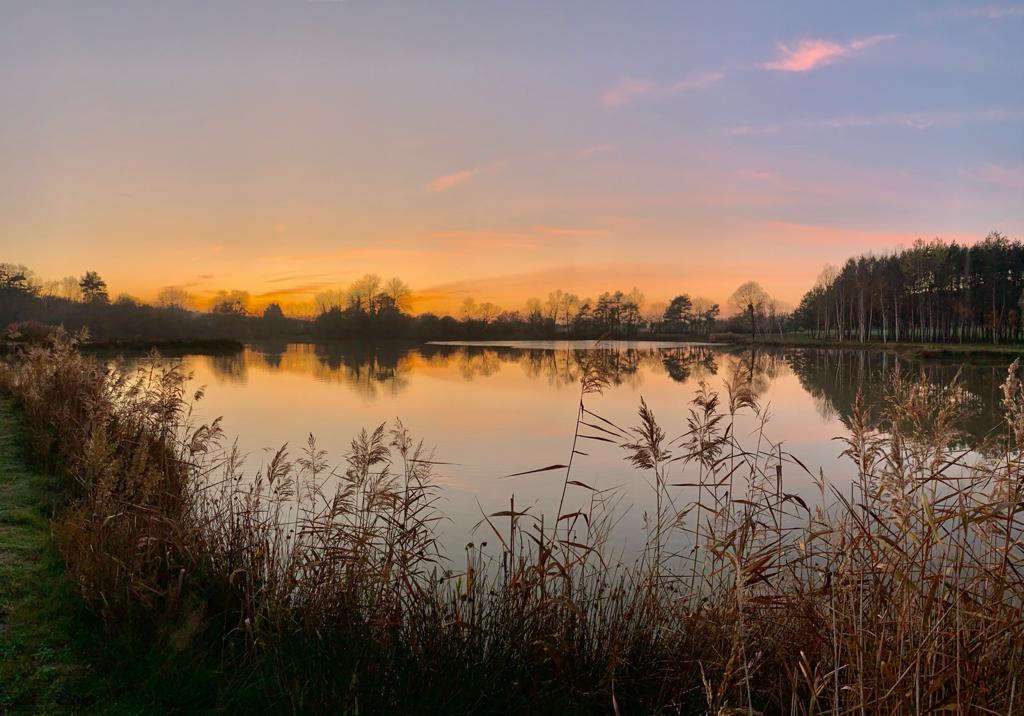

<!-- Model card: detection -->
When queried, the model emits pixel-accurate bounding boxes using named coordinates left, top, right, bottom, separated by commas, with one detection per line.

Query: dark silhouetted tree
left=263, top=303, right=285, bottom=321
left=211, top=291, right=249, bottom=317
left=0, top=263, right=38, bottom=297
left=662, top=294, right=694, bottom=332
left=79, top=271, right=109, bottom=303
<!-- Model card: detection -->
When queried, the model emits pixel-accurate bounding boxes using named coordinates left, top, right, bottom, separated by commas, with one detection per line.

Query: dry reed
left=1, top=332, right=1021, bottom=714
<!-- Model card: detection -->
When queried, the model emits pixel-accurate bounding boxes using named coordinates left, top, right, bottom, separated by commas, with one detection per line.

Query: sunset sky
left=2, top=1, right=1022, bottom=315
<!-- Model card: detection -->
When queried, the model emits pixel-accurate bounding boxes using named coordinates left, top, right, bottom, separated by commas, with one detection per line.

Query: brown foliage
left=2, top=335, right=1023, bottom=713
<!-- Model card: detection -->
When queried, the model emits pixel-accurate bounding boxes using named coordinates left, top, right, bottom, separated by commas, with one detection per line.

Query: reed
left=1, top=332, right=1021, bottom=714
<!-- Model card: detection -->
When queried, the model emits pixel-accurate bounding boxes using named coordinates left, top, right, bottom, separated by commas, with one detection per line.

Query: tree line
left=0, top=265, right=306, bottom=344
left=1, top=264, right=729, bottom=343
left=792, top=232, right=1024, bottom=344
left=312, top=278, right=722, bottom=340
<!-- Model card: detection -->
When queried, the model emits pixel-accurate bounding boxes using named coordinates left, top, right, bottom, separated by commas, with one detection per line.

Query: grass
left=0, top=395, right=230, bottom=714
left=0, top=395, right=148, bottom=714
left=1, top=333, right=1023, bottom=713
left=715, top=331, right=1024, bottom=358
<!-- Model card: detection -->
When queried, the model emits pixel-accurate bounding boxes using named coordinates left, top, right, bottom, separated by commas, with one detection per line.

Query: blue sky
left=2, top=1, right=1022, bottom=312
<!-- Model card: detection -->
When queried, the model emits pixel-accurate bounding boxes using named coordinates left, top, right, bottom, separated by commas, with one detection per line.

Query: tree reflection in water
left=207, top=342, right=723, bottom=396
left=199, top=341, right=1011, bottom=451
left=786, top=348, right=1010, bottom=450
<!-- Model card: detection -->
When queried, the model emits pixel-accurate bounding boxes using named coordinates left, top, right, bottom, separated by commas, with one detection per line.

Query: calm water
left=162, top=340, right=1014, bottom=553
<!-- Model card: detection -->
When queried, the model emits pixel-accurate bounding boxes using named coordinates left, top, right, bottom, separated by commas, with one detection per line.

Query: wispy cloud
left=431, top=229, right=536, bottom=249
left=928, top=4, right=1024, bottom=20
left=726, top=124, right=785, bottom=136
left=975, top=163, right=1024, bottom=190
left=426, top=168, right=482, bottom=193
left=426, top=161, right=503, bottom=192
left=254, top=282, right=335, bottom=299
left=601, top=71, right=723, bottom=108
left=265, top=271, right=338, bottom=285
left=748, top=219, right=956, bottom=248
left=429, top=225, right=606, bottom=249
left=761, top=34, right=894, bottom=72
left=727, top=108, right=1024, bottom=135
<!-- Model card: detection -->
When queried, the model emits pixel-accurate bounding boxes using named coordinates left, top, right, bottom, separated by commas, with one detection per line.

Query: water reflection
left=200, top=342, right=1011, bottom=449
left=204, top=341, right=723, bottom=396
left=154, top=340, right=1017, bottom=555
left=786, top=348, right=1009, bottom=447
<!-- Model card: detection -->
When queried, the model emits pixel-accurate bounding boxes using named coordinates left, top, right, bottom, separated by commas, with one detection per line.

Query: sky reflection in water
left=170, top=341, right=1011, bottom=554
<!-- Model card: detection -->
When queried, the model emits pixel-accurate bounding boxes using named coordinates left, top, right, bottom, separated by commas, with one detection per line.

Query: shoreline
left=711, top=333, right=1024, bottom=359
left=7, top=333, right=1023, bottom=362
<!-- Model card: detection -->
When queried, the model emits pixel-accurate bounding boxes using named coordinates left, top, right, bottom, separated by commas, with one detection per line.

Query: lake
left=161, top=340, right=1016, bottom=555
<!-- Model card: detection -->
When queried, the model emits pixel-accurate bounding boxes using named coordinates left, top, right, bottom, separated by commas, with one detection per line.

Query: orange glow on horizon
left=15, top=220, right=1004, bottom=320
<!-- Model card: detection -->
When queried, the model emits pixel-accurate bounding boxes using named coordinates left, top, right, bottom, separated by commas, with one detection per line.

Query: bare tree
left=314, top=289, right=347, bottom=314
left=58, top=276, right=83, bottom=301
left=347, top=274, right=382, bottom=314
left=383, top=277, right=413, bottom=312
left=729, top=281, right=770, bottom=337
left=546, top=289, right=580, bottom=329
left=461, top=296, right=478, bottom=321
left=477, top=301, right=500, bottom=322
left=155, top=286, right=193, bottom=309
left=765, top=297, right=788, bottom=337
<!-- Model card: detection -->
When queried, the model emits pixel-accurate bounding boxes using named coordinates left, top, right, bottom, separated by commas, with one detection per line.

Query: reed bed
left=1, top=332, right=1022, bottom=714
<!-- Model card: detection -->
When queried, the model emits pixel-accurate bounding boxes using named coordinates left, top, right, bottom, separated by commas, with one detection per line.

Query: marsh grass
left=1, top=332, right=1022, bottom=714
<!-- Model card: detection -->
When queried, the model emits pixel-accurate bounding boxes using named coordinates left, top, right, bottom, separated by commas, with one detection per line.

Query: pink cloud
left=726, top=108, right=1024, bottom=136
left=975, top=163, right=1024, bottom=190
left=748, top=219, right=977, bottom=249
left=426, top=168, right=482, bottom=192
left=426, top=161, right=504, bottom=192
left=601, top=71, right=723, bottom=107
left=761, top=34, right=894, bottom=72
left=601, top=78, right=657, bottom=107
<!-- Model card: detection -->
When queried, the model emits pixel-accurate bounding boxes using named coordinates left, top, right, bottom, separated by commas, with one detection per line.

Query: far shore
left=5, top=332, right=1024, bottom=362
left=713, top=332, right=1024, bottom=359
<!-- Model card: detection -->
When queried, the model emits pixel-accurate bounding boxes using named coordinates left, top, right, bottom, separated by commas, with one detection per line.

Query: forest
left=791, top=231, right=1024, bottom=344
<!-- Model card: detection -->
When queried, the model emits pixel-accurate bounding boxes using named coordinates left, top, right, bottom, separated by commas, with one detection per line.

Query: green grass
left=0, top=396, right=153, bottom=715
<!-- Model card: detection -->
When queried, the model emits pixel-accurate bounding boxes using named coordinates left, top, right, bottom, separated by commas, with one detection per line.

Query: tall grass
left=1, top=332, right=1022, bottom=714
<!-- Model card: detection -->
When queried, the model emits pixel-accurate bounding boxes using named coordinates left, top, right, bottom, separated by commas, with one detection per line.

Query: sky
left=2, top=1, right=1022, bottom=315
